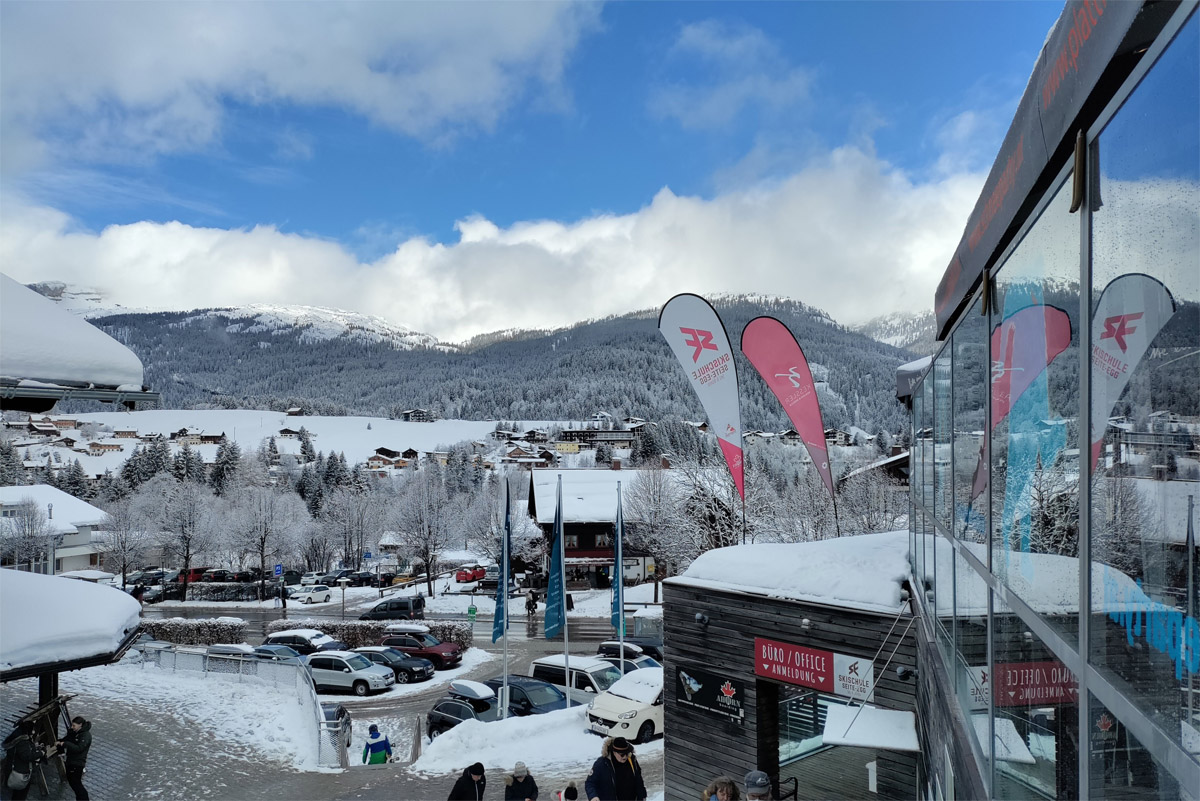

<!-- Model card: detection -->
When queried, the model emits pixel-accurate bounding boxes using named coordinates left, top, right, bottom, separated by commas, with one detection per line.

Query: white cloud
left=0, top=144, right=983, bottom=342
left=0, top=1, right=600, bottom=170
left=649, top=20, right=813, bottom=130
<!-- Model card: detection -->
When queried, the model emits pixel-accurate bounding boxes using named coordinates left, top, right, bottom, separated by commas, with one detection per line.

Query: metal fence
left=140, top=644, right=347, bottom=768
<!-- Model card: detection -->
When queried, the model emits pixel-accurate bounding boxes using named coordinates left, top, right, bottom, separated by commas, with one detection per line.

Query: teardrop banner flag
left=1089, top=274, right=1176, bottom=471
left=968, top=302, right=1072, bottom=499
left=658, top=294, right=745, bottom=500
left=740, top=316, right=834, bottom=498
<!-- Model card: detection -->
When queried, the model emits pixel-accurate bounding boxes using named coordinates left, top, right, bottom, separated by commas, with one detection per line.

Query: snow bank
left=668, top=531, right=910, bottom=614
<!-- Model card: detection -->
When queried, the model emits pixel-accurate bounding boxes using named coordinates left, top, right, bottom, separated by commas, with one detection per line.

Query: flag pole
left=502, top=481, right=510, bottom=719
left=616, top=482, right=625, bottom=671
left=559, top=475, right=570, bottom=693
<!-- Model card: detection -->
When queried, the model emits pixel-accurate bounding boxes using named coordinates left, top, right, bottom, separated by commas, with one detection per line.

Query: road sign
left=467, top=604, right=477, bottom=624
left=274, top=564, right=283, bottom=577
left=364, top=551, right=373, bottom=560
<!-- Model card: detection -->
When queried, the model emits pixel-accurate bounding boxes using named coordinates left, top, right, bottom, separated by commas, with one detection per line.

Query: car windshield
left=523, top=684, right=566, bottom=706
left=344, top=655, right=373, bottom=670
left=592, top=665, right=623, bottom=691
left=471, top=699, right=503, bottom=722
left=415, top=634, right=441, bottom=647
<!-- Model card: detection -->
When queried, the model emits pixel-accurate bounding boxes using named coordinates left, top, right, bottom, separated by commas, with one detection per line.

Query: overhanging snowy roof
left=0, top=568, right=142, bottom=681
left=0, top=484, right=108, bottom=534
left=529, top=470, right=651, bottom=524
left=822, top=703, right=919, bottom=751
left=0, top=273, right=159, bottom=411
left=667, top=530, right=911, bottom=614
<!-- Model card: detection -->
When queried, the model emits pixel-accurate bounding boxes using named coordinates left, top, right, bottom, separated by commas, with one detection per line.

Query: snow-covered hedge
left=185, top=582, right=267, bottom=602
left=264, top=619, right=474, bottom=650
left=140, top=617, right=248, bottom=645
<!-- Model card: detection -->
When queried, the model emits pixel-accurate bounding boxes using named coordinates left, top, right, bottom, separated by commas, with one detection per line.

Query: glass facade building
left=907, top=2, right=1199, bottom=799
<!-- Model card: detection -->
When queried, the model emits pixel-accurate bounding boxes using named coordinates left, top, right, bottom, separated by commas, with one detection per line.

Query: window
left=565, top=535, right=579, bottom=549
left=596, top=532, right=612, bottom=548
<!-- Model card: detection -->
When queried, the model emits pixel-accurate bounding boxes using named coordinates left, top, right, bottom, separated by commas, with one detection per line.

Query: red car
left=455, top=565, right=487, bottom=583
left=378, top=630, right=463, bottom=670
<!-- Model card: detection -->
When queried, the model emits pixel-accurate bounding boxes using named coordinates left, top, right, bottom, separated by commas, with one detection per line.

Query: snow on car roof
left=607, top=667, right=663, bottom=704
left=448, top=679, right=496, bottom=700
left=271, top=628, right=333, bottom=641
left=534, top=654, right=609, bottom=669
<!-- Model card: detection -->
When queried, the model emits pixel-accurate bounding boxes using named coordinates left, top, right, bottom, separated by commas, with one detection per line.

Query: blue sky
left=0, top=1, right=1064, bottom=341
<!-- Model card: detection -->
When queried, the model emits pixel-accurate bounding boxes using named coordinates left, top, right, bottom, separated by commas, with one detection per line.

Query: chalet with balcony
left=400, top=409, right=435, bottom=422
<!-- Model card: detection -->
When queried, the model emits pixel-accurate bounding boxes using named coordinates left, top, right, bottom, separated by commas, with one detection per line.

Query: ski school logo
left=775, top=366, right=806, bottom=388
left=990, top=360, right=1024, bottom=384
left=1100, top=313, right=1143, bottom=353
left=679, top=670, right=702, bottom=701
left=680, top=327, right=718, bottom=362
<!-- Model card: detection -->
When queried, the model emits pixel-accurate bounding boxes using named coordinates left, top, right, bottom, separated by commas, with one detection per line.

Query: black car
left=280, top=570, right=303, bottom=586
left=263, top=630, right=347, bottom=656
left=427, top=680, right=509, bottom=739
left=231, top=570, right=254, bottom=582
left=373, top=572, right=396, bottom=588
left=353, top=646, right=436, bottom=684
left=359, top=596, right=426, bottom=621
left=201, top=569, right=232, bottom=582
left=320, top=702, right=353, bottom=749
left=141, top=583, right=185, bottom=604
left=321, top=569, right=355, bottom=585
left=347, top=571, right=374, bottom=587
left=482, top=675, right=579, bottom=716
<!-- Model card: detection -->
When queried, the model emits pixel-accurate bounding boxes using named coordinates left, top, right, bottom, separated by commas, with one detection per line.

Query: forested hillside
left=78, top=296, right=917, bottom=437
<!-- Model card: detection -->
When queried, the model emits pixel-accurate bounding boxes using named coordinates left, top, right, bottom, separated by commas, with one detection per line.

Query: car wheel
left=429, top=726, right=442, bottom=739
left=304, top=596, right=313, bottom=604
left=396, top=671, right=410, bottom=684
left=637, top=721, right=655, bottom=743
left=323, top=594, right=331, bottom=603
left=353, top=681, right=368, bottom=697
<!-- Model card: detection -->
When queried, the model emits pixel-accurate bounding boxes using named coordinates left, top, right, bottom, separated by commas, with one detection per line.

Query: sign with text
left=993, top=660, right=1077, bottom=707
left=274, top=563, right=282, bottom=577
left=676, top=667, right=745, bottom=724
left=754, top=638, right=875, bottom=701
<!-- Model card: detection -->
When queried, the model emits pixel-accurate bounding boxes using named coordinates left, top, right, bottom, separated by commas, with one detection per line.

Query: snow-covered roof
left=823, top=703, right=919, bottom=751
left=0, top=484, right=108, bottom=534
left=0, top=568, right=141, bottom=676
left=606, top=667, right=663, bottom=704
left=0, top=273, right=145, bottom=389
left=667, top=530, right=911, bottom=614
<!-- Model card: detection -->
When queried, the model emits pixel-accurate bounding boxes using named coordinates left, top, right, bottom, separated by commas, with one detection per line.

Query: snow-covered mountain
left=852, top=311, right=937, bottom=355
left=27, top=282, right=448, bottom=352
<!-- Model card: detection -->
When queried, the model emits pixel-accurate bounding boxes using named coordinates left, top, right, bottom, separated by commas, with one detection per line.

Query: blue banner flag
left=544, top=476, right=565, bottom=640
left=492, top=482, right=511, bottom=643
left=611, top=483, right=624, bottom=632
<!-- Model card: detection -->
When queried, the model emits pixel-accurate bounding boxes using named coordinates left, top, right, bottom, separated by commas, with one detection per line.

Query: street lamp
left=338, top=577, right=351, bottom=621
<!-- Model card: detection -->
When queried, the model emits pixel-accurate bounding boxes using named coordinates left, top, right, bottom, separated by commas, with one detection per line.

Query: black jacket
left=448, top=767, right=486, bottom=800
left=5, top=733, right=35, bottom=774
left=584, top=738, right=646, bottom=801
left=504, top=772, right=539, bottom=801
left=62, top=722, right=91, bottom=768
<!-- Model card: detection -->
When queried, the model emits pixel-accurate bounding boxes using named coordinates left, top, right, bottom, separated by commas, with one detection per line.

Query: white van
left=529, top=654, right=623, bottom=704
left=586, top=667, right=664, bottom=744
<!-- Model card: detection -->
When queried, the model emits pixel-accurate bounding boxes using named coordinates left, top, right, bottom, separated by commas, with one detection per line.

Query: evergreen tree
left=60, top=460, right=89, bottom=498
left=209, top=439, right=242, bottom=496
left=298, top=427, right=316, bottom=463
left=0, top=440, right=25, bottom=486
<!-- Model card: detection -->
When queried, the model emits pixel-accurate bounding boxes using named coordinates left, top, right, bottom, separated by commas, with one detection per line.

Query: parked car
left=477, top=565, right=501, bottom=591
left=586, top=667, right=664, bottom=744
left=231, top=570, right=254, bottom=582
left=141, top=583, right=185, bottom=604
left=280, top=570, right=303, bottom=586
left=528, top=654, right=623, bottom=704
left=206, top=643, right=255, bottom=659
left=347, top=571, right=374, bottom=587
left=359, top=596, right=426, bottom=621
left=596, top=642, right=662, bottom=673
left=456, top=564, right=487, bottom=583
left=263, top=629, right=346, bottom=656
left=373, top=572, right=396, bottom=588
left=291, top=585, right=333, bottom=604
left=253, top=644, right=308, bottom=665
left=138, top=570, right=166, bottom=585
left=201, top=568, right=232, bottom=582
left=321, top=702, right=353, bottom=749
left=300, top=571, right=324, bottom=586
left=352, top=646, right=436, bottom=684
left=308, top=651, right=395, bottom=696
left=178, top=567, right=212, bottom=584
left=377, top=624, right=462, bottom=669
left=482, top=675, right=580, bottom=716
left=427, top=680, right=507, bottom=739
left=321, top=569, right=355, bottom=585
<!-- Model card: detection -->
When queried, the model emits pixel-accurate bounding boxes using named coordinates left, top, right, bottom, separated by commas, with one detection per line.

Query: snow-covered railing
left=140, top=644, right=328, bottom=767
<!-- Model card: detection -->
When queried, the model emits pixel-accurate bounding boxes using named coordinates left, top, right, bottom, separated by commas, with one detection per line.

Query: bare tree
left=837, top=469, right=907, bottom=535
left=231, top=485, right=307, bottom=599
left=391, top=468, right=456, bottom=597
left=321, top=487, right=381, bottom=571
left=96, top=495, right=150, bottom=587
left=143, top=476, right=217, bottom=596
left=0, top=496, right=53, bottom=572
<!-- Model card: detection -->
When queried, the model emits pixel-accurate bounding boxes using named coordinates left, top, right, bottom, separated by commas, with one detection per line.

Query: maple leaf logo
left=720, top=681, right=736, bottom=698
left=1097, top=713, right=1114, bottom=732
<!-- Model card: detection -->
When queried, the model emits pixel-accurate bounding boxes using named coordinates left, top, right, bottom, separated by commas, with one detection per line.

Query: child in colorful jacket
left=362, top=724, right=392, bottom=765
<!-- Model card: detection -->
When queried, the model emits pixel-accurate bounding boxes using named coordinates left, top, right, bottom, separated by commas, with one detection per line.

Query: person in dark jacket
left=585, top=737, right=646, bottom=801
left=504, top=761, right=538, bottom=801
left=56, top=716, right=91, bottom=800
left=4, top=722, right=37, bottom=801
left=448, top=761, right=486, bottom=800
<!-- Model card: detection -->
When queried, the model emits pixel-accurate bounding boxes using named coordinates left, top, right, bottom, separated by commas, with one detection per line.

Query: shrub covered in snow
left=263, top=619, right=474, bottom=650
left=140, top=617, right=248, bottom=645
left=185, top=583, right=267, bottom=602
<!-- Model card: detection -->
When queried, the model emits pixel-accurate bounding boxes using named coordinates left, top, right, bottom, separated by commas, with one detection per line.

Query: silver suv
left=308, top=651, right=395, bottom=696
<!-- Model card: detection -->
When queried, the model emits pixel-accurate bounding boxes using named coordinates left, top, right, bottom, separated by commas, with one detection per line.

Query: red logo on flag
left=720, top=681, right=736, bottom=698
left=1100, top=313, right=1143, bottom=353
left=680, top=327, right=718, bottom=362
left=1096, top=713, right=1114, bottom=732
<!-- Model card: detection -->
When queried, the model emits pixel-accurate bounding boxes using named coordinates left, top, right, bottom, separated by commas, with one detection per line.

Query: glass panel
left=990, top=179, right=1081, bottom=646
left=935, top=347, right=954, bottom=528
left=953, top=294, right=989, bottom=547
left=953, top=547, right=990, bottom=782
left=1089, top=12, right=1200, bottom=766
left=1088, top=693, right=1182, bottom=799
left=992, top=597, right=1080, bottom=800
left=915, top=509, right=927, bottom=591
left=923, top=376, right=936, bottom=514
left=934, top=531, right=955, bottom=664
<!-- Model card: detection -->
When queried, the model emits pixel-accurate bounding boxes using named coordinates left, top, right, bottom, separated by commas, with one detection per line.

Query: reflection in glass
left=953, top=546, right=990, bottom=785
left=935, top=349, right=953, bottom=528
left=1088, top=12, right=1200, bottom=765
left=953, top=295, right=989, bottom=546
left=1088, top=693, right=1181, bottom=799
